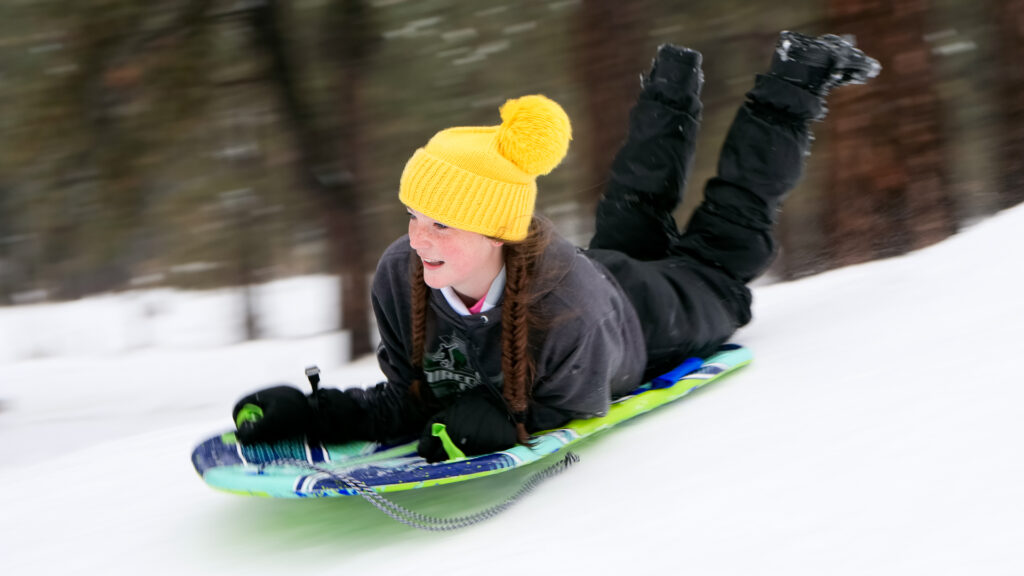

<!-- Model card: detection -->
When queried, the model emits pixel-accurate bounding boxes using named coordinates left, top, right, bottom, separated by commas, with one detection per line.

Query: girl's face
left=406, top=208, right=505, bottom=301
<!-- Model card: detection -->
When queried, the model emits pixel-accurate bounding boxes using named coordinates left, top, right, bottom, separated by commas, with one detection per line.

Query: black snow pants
left=587, top=73, right=825, bottom=384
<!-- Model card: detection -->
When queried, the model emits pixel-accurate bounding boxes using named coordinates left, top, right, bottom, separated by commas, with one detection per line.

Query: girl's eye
left=407, top=210, right=447, bottom=231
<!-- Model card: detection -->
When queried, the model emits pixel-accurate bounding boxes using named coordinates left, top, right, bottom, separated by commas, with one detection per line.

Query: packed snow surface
left=2, top=205, right=1022, bottom=575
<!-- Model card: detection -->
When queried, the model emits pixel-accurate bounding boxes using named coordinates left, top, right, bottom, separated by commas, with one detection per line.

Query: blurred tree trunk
left=823, top=0, right=957, bottom=267
left=997, top=0, right=1024, bottom=209
left=253, top=0, right=377, bottom=357
left=572, top=0, right=652, bottom=201
left=50, top=9, right=126, bottom=301
left=45, top=1, right=213, bottom=301
left=323, top=0, right=379, bottom=358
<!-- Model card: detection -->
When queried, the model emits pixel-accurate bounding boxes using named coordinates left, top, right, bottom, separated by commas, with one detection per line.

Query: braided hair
left=409, top=215, right=553, bottom=445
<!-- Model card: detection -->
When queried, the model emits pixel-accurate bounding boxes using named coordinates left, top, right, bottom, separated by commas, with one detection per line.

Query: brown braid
left=408, top=216, right=553, bottom=445
left=503, top=216, right=554, bottom=443
left=409, top=253, right=429, bottom=400
left=501, top=239, right=532, bottom=443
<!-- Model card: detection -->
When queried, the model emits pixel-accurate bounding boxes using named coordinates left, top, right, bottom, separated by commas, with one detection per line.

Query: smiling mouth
left=421, top=258, right=445, bottom=268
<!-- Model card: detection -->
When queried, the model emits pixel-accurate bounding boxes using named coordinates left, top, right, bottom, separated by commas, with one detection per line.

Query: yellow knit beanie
left=399, top=95, right=572, bottom=241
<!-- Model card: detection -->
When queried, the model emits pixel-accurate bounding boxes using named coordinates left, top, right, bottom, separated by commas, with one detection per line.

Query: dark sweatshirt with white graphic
left=341, top=233, right=646, bottom=443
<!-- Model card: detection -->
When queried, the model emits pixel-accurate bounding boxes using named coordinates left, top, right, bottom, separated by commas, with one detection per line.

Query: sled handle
left=431, top=423, right=466, bottom=460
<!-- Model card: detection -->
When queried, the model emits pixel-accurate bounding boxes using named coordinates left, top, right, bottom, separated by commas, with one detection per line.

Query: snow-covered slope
left=2, top=205, right=1022, bottom=576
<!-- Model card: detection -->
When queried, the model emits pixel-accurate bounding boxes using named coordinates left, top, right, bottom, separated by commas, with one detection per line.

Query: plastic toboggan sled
left=191, top=345, right=751, bottom=498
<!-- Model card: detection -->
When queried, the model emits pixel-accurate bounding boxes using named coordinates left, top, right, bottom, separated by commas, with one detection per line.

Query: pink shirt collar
left=440, top=266, right=507, bottom=316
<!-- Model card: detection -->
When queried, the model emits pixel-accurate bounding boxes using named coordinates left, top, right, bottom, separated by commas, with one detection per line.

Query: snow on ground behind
left=0, top=205, right=1022, bottom=575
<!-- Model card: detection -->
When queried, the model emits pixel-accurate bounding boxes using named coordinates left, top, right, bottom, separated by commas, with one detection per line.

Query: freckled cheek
left=441, top=244, right=465, bottom=269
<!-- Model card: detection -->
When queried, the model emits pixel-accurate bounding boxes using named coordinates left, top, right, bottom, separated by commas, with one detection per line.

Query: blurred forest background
left=1, top=0, right=1021, bottom=357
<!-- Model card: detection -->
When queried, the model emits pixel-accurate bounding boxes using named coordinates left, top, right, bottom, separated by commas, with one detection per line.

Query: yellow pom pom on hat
left=399, top=94, right=572, bottom=241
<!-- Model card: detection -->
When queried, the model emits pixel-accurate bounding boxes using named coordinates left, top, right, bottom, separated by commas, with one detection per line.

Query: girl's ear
left=490, top=239, right=505, bottom=248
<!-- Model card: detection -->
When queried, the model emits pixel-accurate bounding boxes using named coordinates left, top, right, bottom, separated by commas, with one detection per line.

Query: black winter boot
left=642, top=43, right=704, bottom=117
left=769, top=31, right=881, bottom=96
left=592, top=44, right=704, bottom=259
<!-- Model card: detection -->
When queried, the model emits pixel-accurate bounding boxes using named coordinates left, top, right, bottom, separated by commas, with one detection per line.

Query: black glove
left=233, top=385, right=311, bottom=444
left=233, top=385, right=361, bottom=444
left=417, top=388, right=518, bottom=463
left=308, top=388, right=362, bottom=444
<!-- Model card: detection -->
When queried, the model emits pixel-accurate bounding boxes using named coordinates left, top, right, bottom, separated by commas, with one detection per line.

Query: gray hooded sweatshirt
left=349, top=233, right=646, bottom=441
